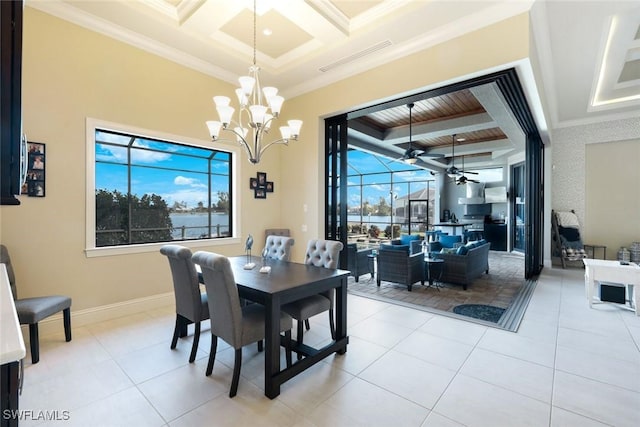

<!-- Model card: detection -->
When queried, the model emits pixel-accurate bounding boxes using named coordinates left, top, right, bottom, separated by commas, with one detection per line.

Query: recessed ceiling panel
left=619, top=58, right=640, bottom=83
left=220, top=9, right=313, bottom=59
left=330, top=0, right=384, bottom=19
left=590, top=5, right=640, bottom=110
left=162, top=0, right=182, bottom=8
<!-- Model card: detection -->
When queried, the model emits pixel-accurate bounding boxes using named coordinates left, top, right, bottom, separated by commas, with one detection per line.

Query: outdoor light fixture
left=205, top=0, right=302, bottom=164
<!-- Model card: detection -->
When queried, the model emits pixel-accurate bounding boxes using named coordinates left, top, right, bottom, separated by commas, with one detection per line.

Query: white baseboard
left=22, top=292, right=174, bottom=338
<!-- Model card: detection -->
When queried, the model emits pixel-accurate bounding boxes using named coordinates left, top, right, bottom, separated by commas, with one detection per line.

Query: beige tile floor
left=18, top=267, right=640, bottom=427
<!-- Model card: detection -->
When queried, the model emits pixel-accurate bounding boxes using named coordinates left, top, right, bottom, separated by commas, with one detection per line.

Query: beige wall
left=1, top=8, right=284, bottom=310
left=0, top=7, right=530, bottom=313
left=585, top=138, right=640, bottom=258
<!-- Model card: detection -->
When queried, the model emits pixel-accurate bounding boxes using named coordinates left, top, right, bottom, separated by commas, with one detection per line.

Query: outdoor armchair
left=376, top=245, right=424, bottom=291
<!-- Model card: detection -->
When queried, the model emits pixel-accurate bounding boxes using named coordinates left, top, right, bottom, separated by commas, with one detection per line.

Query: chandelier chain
left=253, top=0, right=257, bottom=66
left=205, top=0, right=302, bottom=164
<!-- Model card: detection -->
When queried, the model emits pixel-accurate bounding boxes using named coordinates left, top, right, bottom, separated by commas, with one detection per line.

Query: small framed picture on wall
left=255, top=188, right=267, bottom=199
left=25, top=142, right=46, bottom=197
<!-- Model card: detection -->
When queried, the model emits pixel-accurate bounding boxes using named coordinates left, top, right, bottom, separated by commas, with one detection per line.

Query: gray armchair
left=160, top=244, right=209, bottom=363
left=282, top=239, right=343, bottom=359
left=262, top=235, right=295, bottom=261
left=192, top=251, right=292, bottom=397
left=0, top=244, right=72, bottom=364
left=376, top=246, right=424, bottom=291
left=346, top=243, right=373, bottom=282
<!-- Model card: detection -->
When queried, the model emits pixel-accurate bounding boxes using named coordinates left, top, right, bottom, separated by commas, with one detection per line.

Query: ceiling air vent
left=319, top=40, right=393, bottom=73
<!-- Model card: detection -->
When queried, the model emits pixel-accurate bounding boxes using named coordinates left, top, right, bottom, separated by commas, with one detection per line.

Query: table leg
left=367, top=256, right=376, bottom=283
left=335, top=277, right=348, bottom=355
left=426, top=270, right=438, bottom=291
left=264, top=295, right=281, bottom=399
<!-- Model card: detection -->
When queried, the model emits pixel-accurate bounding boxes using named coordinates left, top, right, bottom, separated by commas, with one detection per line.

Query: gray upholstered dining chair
left=262, top=235, right=295, bottom=261
left=0, top=244, right=72, bottom=364
left=191, top=251, right=292, bottom=398
left=281, top=239, right=343, bottom=359
left=264, top=228, right=290, bottom=242
left=160, top=244, right=209, bottom=363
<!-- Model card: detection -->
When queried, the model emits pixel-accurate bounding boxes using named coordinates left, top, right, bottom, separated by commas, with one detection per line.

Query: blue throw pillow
left=456, top=245, right=469, bottom=255
left=439, top=235, right=462, bottom=248
left=400, top=234, right=419, bottom=245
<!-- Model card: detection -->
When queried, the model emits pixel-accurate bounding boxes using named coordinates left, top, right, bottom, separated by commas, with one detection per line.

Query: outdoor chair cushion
left=399, top=234, right=420, bottom=246
left=439, top=235, right=462, bottom=248
left=381, top=243, right=409, bottom=254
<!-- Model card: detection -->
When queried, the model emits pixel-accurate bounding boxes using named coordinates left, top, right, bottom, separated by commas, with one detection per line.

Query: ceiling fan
left=445, top=134, right=478, bottom=178
left=455, top=154, right=480, bottom=185
left=392, top=103, right=444, bottom=165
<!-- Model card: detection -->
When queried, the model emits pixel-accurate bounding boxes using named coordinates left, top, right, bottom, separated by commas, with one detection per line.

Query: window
left=86, top=119, right=238, bottom=256
left=345, top=149, right=434, bottom=240
left=466, top=167, right=503, bottom=183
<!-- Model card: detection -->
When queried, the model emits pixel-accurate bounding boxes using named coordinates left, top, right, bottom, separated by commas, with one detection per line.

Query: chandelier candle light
left=206, top=0, right=302, bottom=164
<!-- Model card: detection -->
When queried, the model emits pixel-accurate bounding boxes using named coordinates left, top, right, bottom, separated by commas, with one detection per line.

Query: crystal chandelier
left=205, top=0, right=302, bottom=164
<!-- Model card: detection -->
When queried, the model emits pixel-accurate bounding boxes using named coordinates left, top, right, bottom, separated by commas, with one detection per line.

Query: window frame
left=85, top=118, right=241, bottom=257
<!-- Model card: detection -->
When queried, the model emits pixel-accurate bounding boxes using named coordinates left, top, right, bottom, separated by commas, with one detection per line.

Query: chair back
left=0, top=245, right=17, bottom=298
left=305, top=239, right=344, bottom=269
left=191, top=251, right=243, bottom=347
left=263, top=235, right=295, bottom=261
left=160, top=245, right=203, bottom=321
left=264, top=228, right=290, bottom=244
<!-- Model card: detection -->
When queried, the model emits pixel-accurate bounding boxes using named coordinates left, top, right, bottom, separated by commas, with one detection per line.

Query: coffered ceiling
left=27, top=0, right=640, bottom=172
left=30, top=0, right=532, bottom=96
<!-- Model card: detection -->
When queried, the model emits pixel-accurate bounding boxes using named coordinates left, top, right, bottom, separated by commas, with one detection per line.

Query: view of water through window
left=94, top=128, right=232, bottom=247
left=345, top=149, right=435, bottom=240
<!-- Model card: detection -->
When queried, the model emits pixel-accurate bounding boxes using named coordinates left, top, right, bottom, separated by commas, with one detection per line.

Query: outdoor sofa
left=428, top=239, right=491, bottom=290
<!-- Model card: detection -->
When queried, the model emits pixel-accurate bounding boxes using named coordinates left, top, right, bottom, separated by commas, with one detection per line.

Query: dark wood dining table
left=221, top=256, right=350, bottom=399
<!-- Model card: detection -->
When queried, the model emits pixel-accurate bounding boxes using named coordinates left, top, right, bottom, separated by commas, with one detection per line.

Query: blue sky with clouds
left=345, top=150, right=433, bottom=208
left=95, top=130, right=230, bottom=209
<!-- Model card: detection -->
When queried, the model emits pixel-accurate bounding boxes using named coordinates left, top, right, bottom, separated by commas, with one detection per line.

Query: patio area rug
left=348, top=251, right=535, bottom=332
left=453, top=304, right=506, bottom=323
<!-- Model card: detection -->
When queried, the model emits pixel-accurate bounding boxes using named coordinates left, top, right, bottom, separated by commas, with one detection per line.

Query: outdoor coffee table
left=424, top=257, right=444, bottom=290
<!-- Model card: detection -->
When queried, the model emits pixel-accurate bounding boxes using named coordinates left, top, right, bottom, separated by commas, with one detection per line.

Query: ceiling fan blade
left=460, top=170, right=479, bottom=174
left=417, top=151, right=445, bottom=158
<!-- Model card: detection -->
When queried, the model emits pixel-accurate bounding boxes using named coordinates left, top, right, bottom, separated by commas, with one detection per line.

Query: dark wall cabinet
left=0, top=0, right=23, bottom=205
left=484, top=223, right=507, bottom=251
